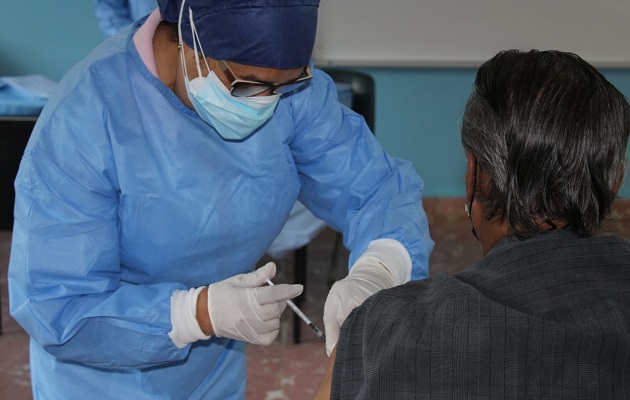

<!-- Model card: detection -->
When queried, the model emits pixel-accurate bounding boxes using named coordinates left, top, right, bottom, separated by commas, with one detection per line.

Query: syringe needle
left=266, top=278, right=326, bottom=342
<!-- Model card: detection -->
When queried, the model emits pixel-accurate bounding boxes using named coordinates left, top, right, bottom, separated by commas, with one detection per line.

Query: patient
left=316, top=49, right=630, bottom=399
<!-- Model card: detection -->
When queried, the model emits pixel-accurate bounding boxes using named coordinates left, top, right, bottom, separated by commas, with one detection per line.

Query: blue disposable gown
left=8, top=20, right=433, bottom=400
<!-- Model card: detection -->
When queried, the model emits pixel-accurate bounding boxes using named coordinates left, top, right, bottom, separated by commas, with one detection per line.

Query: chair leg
left=293, top=245, right=307, bottom=344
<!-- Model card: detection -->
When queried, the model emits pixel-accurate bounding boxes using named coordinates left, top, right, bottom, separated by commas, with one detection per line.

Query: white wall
left=313, top=0, right=630, bottom=68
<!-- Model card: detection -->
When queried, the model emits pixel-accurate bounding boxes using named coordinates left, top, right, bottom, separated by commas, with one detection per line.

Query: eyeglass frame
left=218, top=60, right=313, bottom=97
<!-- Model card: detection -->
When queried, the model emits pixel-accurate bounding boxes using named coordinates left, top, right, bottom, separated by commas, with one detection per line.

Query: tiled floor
left=2, top=198, right=629, bottom=399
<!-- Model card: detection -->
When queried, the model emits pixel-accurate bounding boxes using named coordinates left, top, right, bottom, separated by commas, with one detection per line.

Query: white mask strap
left=177, top=0, right=189, bottom=80
left=189, top=8, right=201, bottom=78
left=177, top=0, right=212, bottom=80
left=188, top=8, right=211, bottom=79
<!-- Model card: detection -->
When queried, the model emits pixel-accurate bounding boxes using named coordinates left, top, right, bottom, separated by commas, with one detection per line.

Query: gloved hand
left=169, top=262, right=302, bottom=348
left=208, top=262, right=303, bottom=345
left=323, top=239, right=411, bottom=356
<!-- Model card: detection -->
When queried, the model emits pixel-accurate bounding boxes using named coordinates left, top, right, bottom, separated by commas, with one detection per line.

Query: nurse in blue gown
left=8, top=0, right=434, bottom=398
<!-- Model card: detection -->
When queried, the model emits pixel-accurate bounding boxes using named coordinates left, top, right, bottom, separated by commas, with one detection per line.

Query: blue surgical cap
left=158, top=0, right=319, bottom=69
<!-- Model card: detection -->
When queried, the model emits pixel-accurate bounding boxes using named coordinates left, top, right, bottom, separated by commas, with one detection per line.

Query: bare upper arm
left=313, top=347, right=337, bottom=400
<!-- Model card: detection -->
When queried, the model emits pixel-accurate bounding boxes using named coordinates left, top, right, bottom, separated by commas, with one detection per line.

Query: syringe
left=265, top=278, right=326, bottom=342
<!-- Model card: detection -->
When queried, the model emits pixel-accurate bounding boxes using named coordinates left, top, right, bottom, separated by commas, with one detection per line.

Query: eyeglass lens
left=231, top=81, right=309, bottom=97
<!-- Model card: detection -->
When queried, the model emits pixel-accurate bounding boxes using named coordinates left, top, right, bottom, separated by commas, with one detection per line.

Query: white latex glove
left=208, top=262, right=303, bottom=345
left=169, top=262, right=302, bottom=348
left=169, top=286, right=212, bottom=348
left=323, top=239, right=411, bottom=356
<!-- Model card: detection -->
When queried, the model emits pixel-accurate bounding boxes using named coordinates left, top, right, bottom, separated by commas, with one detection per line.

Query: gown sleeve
left=288, top=69, right=433, bottom=279
left=8, top=71, right=190, bottom=369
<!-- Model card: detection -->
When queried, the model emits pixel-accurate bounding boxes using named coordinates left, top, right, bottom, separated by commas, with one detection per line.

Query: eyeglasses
left=218, top=60, right=313, bottom=97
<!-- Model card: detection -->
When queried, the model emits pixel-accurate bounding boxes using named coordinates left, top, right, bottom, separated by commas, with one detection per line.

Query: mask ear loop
left=177, top=0, right=190, bottom=81
left=466, top=162, right=480, bottom=241
left=177, top=0, right=211, bottom=80
left=188, top=8, right=212, bottom=78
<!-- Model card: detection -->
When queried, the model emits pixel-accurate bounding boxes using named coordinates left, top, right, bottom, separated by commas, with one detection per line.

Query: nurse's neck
left=153, top=22, right=180, bottom=91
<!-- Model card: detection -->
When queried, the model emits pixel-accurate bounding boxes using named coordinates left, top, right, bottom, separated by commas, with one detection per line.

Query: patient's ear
left=612, top=165, right=625, bottom=195
left=465, top=152, right=477, bottom=203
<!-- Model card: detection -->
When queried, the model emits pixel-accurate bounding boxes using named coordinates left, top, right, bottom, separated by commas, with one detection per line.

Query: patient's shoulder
left=347, top=273, right=480, bottom=339
left=372, top=272, right=478, bottom=307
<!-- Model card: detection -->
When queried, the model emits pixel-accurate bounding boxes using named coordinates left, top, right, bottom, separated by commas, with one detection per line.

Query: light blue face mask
left=177, top=1, right=280, bottom=141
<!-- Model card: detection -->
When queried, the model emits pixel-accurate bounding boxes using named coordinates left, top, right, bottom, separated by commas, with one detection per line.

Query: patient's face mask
left=177, top=1, right=280, bottom=141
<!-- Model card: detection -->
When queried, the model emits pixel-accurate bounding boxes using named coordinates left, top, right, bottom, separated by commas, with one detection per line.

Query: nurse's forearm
left=196, top=287, right=215, bottom=336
